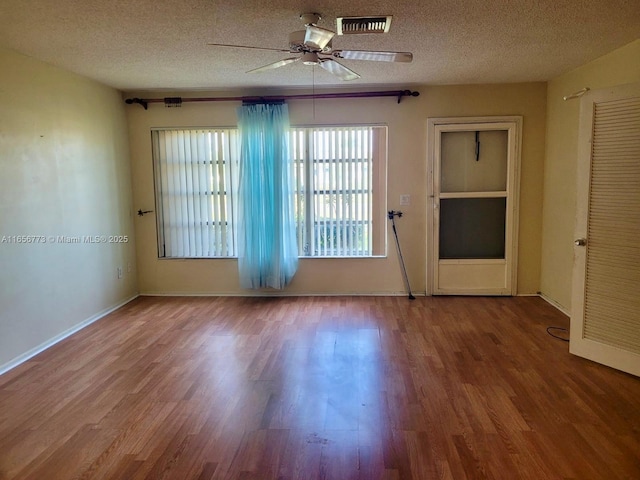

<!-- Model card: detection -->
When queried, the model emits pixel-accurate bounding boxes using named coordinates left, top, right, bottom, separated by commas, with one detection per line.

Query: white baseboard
left=140, top=291, right=425, bottom=297
left=538, top=293, right=571, bottom=317
left=0, top=294, right=139, bottom=376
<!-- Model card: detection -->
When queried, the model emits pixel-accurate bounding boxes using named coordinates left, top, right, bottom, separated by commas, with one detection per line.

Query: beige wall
left=0, top=47, right=137, bottom=371
left=541, top=39, right=640, bottom=312
left=127, top=82, right=546, bottom=296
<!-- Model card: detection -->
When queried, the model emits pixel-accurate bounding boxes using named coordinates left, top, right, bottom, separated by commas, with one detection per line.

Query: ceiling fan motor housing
left=288, top=31, right=331, bottom=53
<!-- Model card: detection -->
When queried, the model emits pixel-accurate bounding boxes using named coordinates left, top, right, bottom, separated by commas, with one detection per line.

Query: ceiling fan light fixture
left=336, top=16, right=392, bottom=35
left=304, top=25, right=335, bottom=51
left=301, top=52, right=320, bottom=66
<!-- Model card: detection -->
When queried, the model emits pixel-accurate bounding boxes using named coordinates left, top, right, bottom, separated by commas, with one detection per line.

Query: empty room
left=1, top=1, right=639, bottom=479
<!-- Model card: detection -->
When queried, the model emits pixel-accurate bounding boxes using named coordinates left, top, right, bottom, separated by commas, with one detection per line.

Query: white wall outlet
left=400, top=194, right=411, bottom=206
left=127, top=262, right=132, bottom=273
left=117, top=266, right=123, bottom=279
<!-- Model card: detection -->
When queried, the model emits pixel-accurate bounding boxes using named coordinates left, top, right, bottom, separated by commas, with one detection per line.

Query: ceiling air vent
left=336, top=16, right=392, bottom=35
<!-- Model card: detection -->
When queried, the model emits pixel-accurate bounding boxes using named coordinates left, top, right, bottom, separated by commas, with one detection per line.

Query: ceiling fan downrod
left=300, top=13, right=322, bottom=26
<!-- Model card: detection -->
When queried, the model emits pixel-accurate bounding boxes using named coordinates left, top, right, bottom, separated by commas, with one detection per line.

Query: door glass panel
left=439, top=197, right=506, bottom=259
left=441, top=130, right=508, bottom=192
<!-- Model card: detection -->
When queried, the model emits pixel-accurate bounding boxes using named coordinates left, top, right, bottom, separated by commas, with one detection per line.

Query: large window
left=152, top=125, right=386, bottom=258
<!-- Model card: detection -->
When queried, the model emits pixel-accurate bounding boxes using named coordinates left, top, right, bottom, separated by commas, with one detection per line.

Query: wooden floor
left=1, top=296, right=639, bottom=480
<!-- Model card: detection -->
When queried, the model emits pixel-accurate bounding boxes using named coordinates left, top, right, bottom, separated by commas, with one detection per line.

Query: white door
left=570, top=82, right=640, bottom=377
left=427, top=117, right=522, bottom=295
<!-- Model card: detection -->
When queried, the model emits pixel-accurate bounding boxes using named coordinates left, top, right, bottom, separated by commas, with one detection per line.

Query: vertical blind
left=152, top=129, right=238, bottom=257
left=291, top=126, right=374, bottom=257
left=152, top=125, right=384, bottom=258
left=583, top=96, right=640, bottom=354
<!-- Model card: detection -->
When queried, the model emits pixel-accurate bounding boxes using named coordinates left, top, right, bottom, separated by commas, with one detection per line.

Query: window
left=291, top=126, right=386, bottom=256
left=152, top=129, right=238, bottom=258
left=152, top=125, right=386, bottom=258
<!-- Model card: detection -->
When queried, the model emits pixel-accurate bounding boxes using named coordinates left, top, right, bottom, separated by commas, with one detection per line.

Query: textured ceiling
left=1, top=0, right=639, bottom=91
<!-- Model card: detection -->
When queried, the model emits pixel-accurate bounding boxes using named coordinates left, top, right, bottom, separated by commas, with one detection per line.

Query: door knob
left=575, top=238, right=587, bottom=246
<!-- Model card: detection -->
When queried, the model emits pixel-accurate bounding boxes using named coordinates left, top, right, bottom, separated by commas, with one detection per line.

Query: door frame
left=426, top=116, right=522, bottom=295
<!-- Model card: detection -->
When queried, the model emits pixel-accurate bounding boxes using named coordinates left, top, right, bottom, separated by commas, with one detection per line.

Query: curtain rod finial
left=397, top=90, right=420, bottom=103
left=125, top=98, right=148, bottom=109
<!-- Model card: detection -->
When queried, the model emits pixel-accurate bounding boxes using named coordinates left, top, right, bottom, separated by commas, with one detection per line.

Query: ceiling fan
left=208, top=13, right=413, bottom=81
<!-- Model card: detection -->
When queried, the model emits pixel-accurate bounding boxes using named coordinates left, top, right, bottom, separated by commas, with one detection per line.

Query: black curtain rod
left=125, top=89, right=419, bottom=110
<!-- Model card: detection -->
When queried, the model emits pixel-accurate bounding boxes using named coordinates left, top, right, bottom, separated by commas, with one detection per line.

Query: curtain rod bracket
left=397, top=90, right=420, bottom=104
left=125, top=97, right=148, bottom=110
left=164, top=97, right=182, bottom=108
left=563, top=87, right=590, bottom=101
left=242, top=98, right=286, bottom=106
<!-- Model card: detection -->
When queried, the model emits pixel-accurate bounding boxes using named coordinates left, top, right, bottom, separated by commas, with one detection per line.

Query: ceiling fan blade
left=333, top=50, right=413, bottom=63
left=304, top=25, right=335, bottom=50
left=208, top=43, right=290, bottom=53
left=319, top=59, right=360, bottom=81
left=247, top=57, right=300, bottom=74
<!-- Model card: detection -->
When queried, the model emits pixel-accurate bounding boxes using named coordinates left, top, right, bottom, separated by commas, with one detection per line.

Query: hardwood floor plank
left=1, top=296, right=639, bottom=479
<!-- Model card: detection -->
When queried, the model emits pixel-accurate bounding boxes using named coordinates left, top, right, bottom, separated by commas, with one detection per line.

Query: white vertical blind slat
left=308, top=130, right=316, bottom=256
left=211, top=132, right=221, bottom=255
left=337, top=128, right=344, bottom=255
left=203, top=132, right=213, bottom=256
left=192, top=131, right=203, bottom=256
left=327, top=129, right=334, bottom=255
left=367, top=126, right=373, bottom=254
left=356, top=129, right=361, bottom=255
left=350, top=128, right=356, bottom=255
left=226, top=131, right=238, bottom=256
left=168, top=131, right=180, bottom=256
left=341, top=128, right=349, bottom=255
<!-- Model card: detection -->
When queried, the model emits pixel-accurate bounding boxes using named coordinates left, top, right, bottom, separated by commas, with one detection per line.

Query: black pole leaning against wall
left=388, top=210, right=415, bottom=300
left=124, top=90, right=420, bottom=109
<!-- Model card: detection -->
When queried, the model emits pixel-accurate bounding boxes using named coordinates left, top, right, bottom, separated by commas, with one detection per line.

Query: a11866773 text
left=1, top=235, right=129, bottom=244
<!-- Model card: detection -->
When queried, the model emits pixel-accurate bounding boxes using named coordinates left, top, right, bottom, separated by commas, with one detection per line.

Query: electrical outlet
left=117, top=267, right=123, bottom=279
left=400, top=194, right=411, bottom=206
left=127, top=262, right=132, bottom=273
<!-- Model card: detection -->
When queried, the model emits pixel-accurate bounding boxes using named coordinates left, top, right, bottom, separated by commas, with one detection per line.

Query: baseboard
left=140, top=291, right=426, bottom=297
left=538, top=293, right=571, bottom=317
left=0, top=293, right=139, bottom=376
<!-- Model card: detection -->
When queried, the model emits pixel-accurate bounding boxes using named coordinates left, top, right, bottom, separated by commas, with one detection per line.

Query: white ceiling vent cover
left=336, top=16, right=392, bottom=35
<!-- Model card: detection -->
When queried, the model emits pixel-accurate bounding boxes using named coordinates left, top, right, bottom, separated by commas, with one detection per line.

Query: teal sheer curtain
left=236, top=103, right=298, bottom=289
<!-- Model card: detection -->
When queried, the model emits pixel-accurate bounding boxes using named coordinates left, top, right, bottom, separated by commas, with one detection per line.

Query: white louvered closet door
left=570, top=82, right=640, bottom=377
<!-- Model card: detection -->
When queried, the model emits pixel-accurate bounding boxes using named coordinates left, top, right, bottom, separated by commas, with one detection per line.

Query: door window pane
left=441, top=130, right=508, bottom=192
left=439, top=197, right=506, bottom=259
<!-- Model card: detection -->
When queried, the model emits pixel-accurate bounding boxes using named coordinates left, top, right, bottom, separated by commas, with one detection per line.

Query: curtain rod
left=124, top=89, right=420, bottom=110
